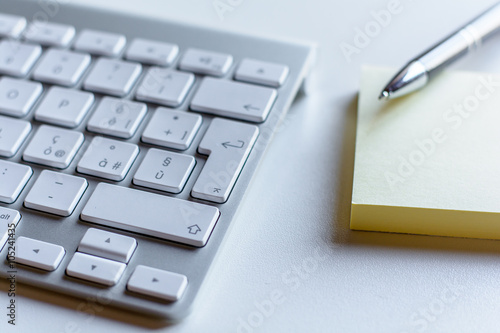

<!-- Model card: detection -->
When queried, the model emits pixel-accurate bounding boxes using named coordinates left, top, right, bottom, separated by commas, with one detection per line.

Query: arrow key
left=127, top=265, right=188, bottom=302
left=13, top=237, right=65, bottom=271
left=66, top=252, right=126, bottom=286
left=78, top=228, right=137, bottom=263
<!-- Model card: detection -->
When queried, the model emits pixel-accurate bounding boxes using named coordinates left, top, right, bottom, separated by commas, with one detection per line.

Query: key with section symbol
left=133, top=148, right=196, bottom=193
left=191, top=118, right=259, bottom=203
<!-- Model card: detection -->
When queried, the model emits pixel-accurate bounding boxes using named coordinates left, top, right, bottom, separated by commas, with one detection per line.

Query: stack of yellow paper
left=351, top=66, right=500, bottom=239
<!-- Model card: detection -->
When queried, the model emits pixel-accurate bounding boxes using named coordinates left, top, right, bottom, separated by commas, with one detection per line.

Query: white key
left=179, top=48, right=232, bottom=76
left=191, top=77, right=277, bottom=123
left=126, top=38, right=179, bottom=66
left=133, top=149, right=195, bottom=193
left=35, top=87, right=94, bottom=128
left=66, top=252, right=126, bottom=286
left=81, top=183, right=220, bottom=247
left=32, top=49, right=91, bottom=87
left=0, top=116, right=31, bottom=157
left=84, top=58, right=142, bottom=97
left=23, top=22, right=75, bottom=47
left=78, top=228, right=137, bottom=263
left=0, top=77, right=42, bottom=117
left=192, top=118, right=258, bottom=203
left=136, top=67, right=194, bottom=107
left=128, top=265, right=188, bottom=301
left=0, top=207, right=20, bottom=251
left=23, top=125, right=84, bottom=169
left=0, top=160, right=32, bottom=204
left=24, top=170, right=87, bottom=216
left=0, top=40, right=41, bottom=77
left=86, top=97, right=147, bottom=139
left=235, top=58, right=289, bottom=87
left=141, top=108, right=201, bottom=150
left=77, top=137, right=139, bottom=181
left=14, top=237, right=65, bottom=271
left=73, top=29, right=126, bottom=57
left=0, top=14, right=27, bottom=38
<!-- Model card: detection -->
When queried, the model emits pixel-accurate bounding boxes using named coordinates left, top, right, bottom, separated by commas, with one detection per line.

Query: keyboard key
left=126, top=38, right=179, bottom=66
left=0, top=13, right=27, bottom=38
left=0, top=160, right=32, bottom=204
left=77, top=137, right=139, bottom=181
left=190, top=77, right=277, bottom=122
left=78, top=228, right=137, bottom=263
left=81, top=183, right=220, bottom=247
left=0, top=116, right=31, bottom=157
left=0, top=40, right=41, bottom=77
left=23, top=22, right=75, bottom=47
left=133, top=148, right=196, bottom=193
left=66, top=252, right=126, bottom=286
left=23, top=125, right=84, bottom=169
left=84, top=58, right=142, bottom=97
left=179, top=48, right=232, bottom=76
left=136, top=67, right=194, bottom=107
left=73, top=29, right=126, bottom=57
left=32, top=49, right=91, bottom=87
left=0, top=77, right=43, bottom=117
left=127, top=265, right=188, bottom=301
left=141, top=108, right=201, bottom=150
left=13, top=237, right=65, bottom=271
left=0, top=207, right=20, bottom=251
left=235, top=58, right=289, bottom=87
left=86, top=97, right=147, bottom=139
left=35, top=87, right=94, bottom=128
left=192, top=118, right=258, bottom=203
left=24, top=170, right=88, bottom=216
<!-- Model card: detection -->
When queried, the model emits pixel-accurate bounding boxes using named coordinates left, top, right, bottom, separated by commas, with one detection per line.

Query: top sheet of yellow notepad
left=351, top=66, right=500, bottom=239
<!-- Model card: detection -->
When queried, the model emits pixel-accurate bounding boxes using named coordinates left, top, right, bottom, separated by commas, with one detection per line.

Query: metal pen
left=379, top=2, right=500, bottom=100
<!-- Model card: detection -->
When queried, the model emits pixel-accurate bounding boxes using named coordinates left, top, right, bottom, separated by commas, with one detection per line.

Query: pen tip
left=379, top=91, right=390, bottom=100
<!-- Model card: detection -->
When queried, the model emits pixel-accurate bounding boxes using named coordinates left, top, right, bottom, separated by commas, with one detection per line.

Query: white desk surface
left=3, top=0, right=500, bottom=332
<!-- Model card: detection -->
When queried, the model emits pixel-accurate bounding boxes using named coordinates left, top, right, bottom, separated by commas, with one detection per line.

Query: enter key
left=192, top=118, right=259, bottom=203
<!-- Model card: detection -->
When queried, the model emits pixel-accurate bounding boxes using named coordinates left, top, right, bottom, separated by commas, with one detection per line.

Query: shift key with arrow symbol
left=192, top=118, right=259, bottom=203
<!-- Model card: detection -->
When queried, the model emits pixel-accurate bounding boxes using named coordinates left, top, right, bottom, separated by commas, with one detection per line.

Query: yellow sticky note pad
left=351, top=66, right=500, bottom=239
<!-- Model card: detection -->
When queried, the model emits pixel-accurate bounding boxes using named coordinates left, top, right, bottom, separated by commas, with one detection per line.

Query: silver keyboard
left=0, top=0, right=315, bottom=319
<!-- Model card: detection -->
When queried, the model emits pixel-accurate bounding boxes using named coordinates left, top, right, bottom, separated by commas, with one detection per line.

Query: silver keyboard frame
left=0, top=0, right=316, bottom=320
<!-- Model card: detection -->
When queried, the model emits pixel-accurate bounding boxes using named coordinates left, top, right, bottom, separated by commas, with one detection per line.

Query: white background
left=2, top=0, right=500, bottom=332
